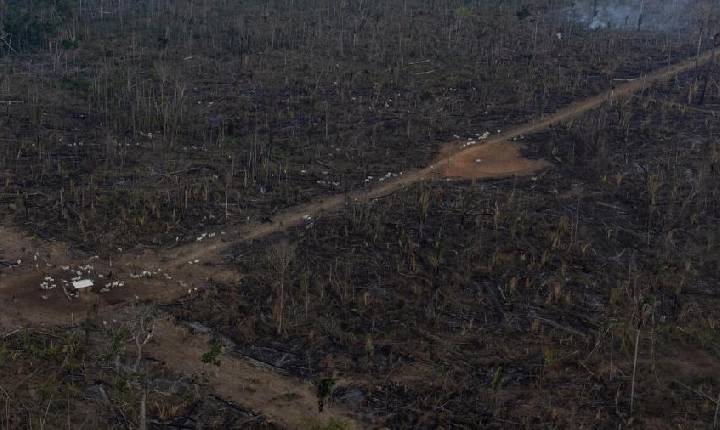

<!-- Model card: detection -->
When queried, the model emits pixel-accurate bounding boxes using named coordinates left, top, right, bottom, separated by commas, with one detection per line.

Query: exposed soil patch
left=146, top=317, right=369, bottom=429
left=435, top=140, right=551, bottom=179
left=0, top=226, right=238, bottom=327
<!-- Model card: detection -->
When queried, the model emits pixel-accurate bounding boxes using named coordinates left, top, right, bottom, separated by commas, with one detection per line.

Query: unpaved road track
left=1, top=48, right=717, bottom=429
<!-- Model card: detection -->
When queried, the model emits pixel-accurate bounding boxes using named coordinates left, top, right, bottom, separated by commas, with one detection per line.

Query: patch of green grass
left=201, top=339, right=223, bottom=366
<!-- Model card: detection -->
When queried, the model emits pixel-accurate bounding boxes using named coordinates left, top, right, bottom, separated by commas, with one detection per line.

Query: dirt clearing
left=146, top=317, right=369, bottom=429
left=435, top=140, right=551, bottom=179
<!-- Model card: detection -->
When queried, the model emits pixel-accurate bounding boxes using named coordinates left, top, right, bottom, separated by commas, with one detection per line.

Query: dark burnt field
left=1, top=1, right=720, bottom=429
left=0, top=0, right=700, bottom=250
left=169, top=65, right=720, bottom=427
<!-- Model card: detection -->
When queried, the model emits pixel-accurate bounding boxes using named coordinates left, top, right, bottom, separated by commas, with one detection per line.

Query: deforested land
left=1, top=1, right=720, bottom=428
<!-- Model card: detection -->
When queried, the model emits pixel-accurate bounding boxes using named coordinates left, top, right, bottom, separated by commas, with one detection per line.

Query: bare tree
left=269, top=240, right=295, bottom=335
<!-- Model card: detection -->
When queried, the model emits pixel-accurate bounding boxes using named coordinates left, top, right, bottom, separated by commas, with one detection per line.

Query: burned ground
left=2, top=0, right=720, bottom=429
left=0, top=0, right=701, bottom=251
left=171, top=71, right=720, bottom=427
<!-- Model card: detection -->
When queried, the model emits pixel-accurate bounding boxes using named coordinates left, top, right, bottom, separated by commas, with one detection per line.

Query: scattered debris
left=72, top=279, right=94, bottom=290
left=378, top=172, right=398, bottom=182
left=100, top=281, right=125, bottom=293
left=462, top=131, right=491, bottom=148
left=130, top=270, right=155, bottom=279
left=196, top=232, right=217, bottom=242
left=40, top=276, right=57, bottom=290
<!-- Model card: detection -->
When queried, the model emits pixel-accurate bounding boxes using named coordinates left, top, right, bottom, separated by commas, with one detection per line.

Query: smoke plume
left=567, top=0, right=700, bottom=32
